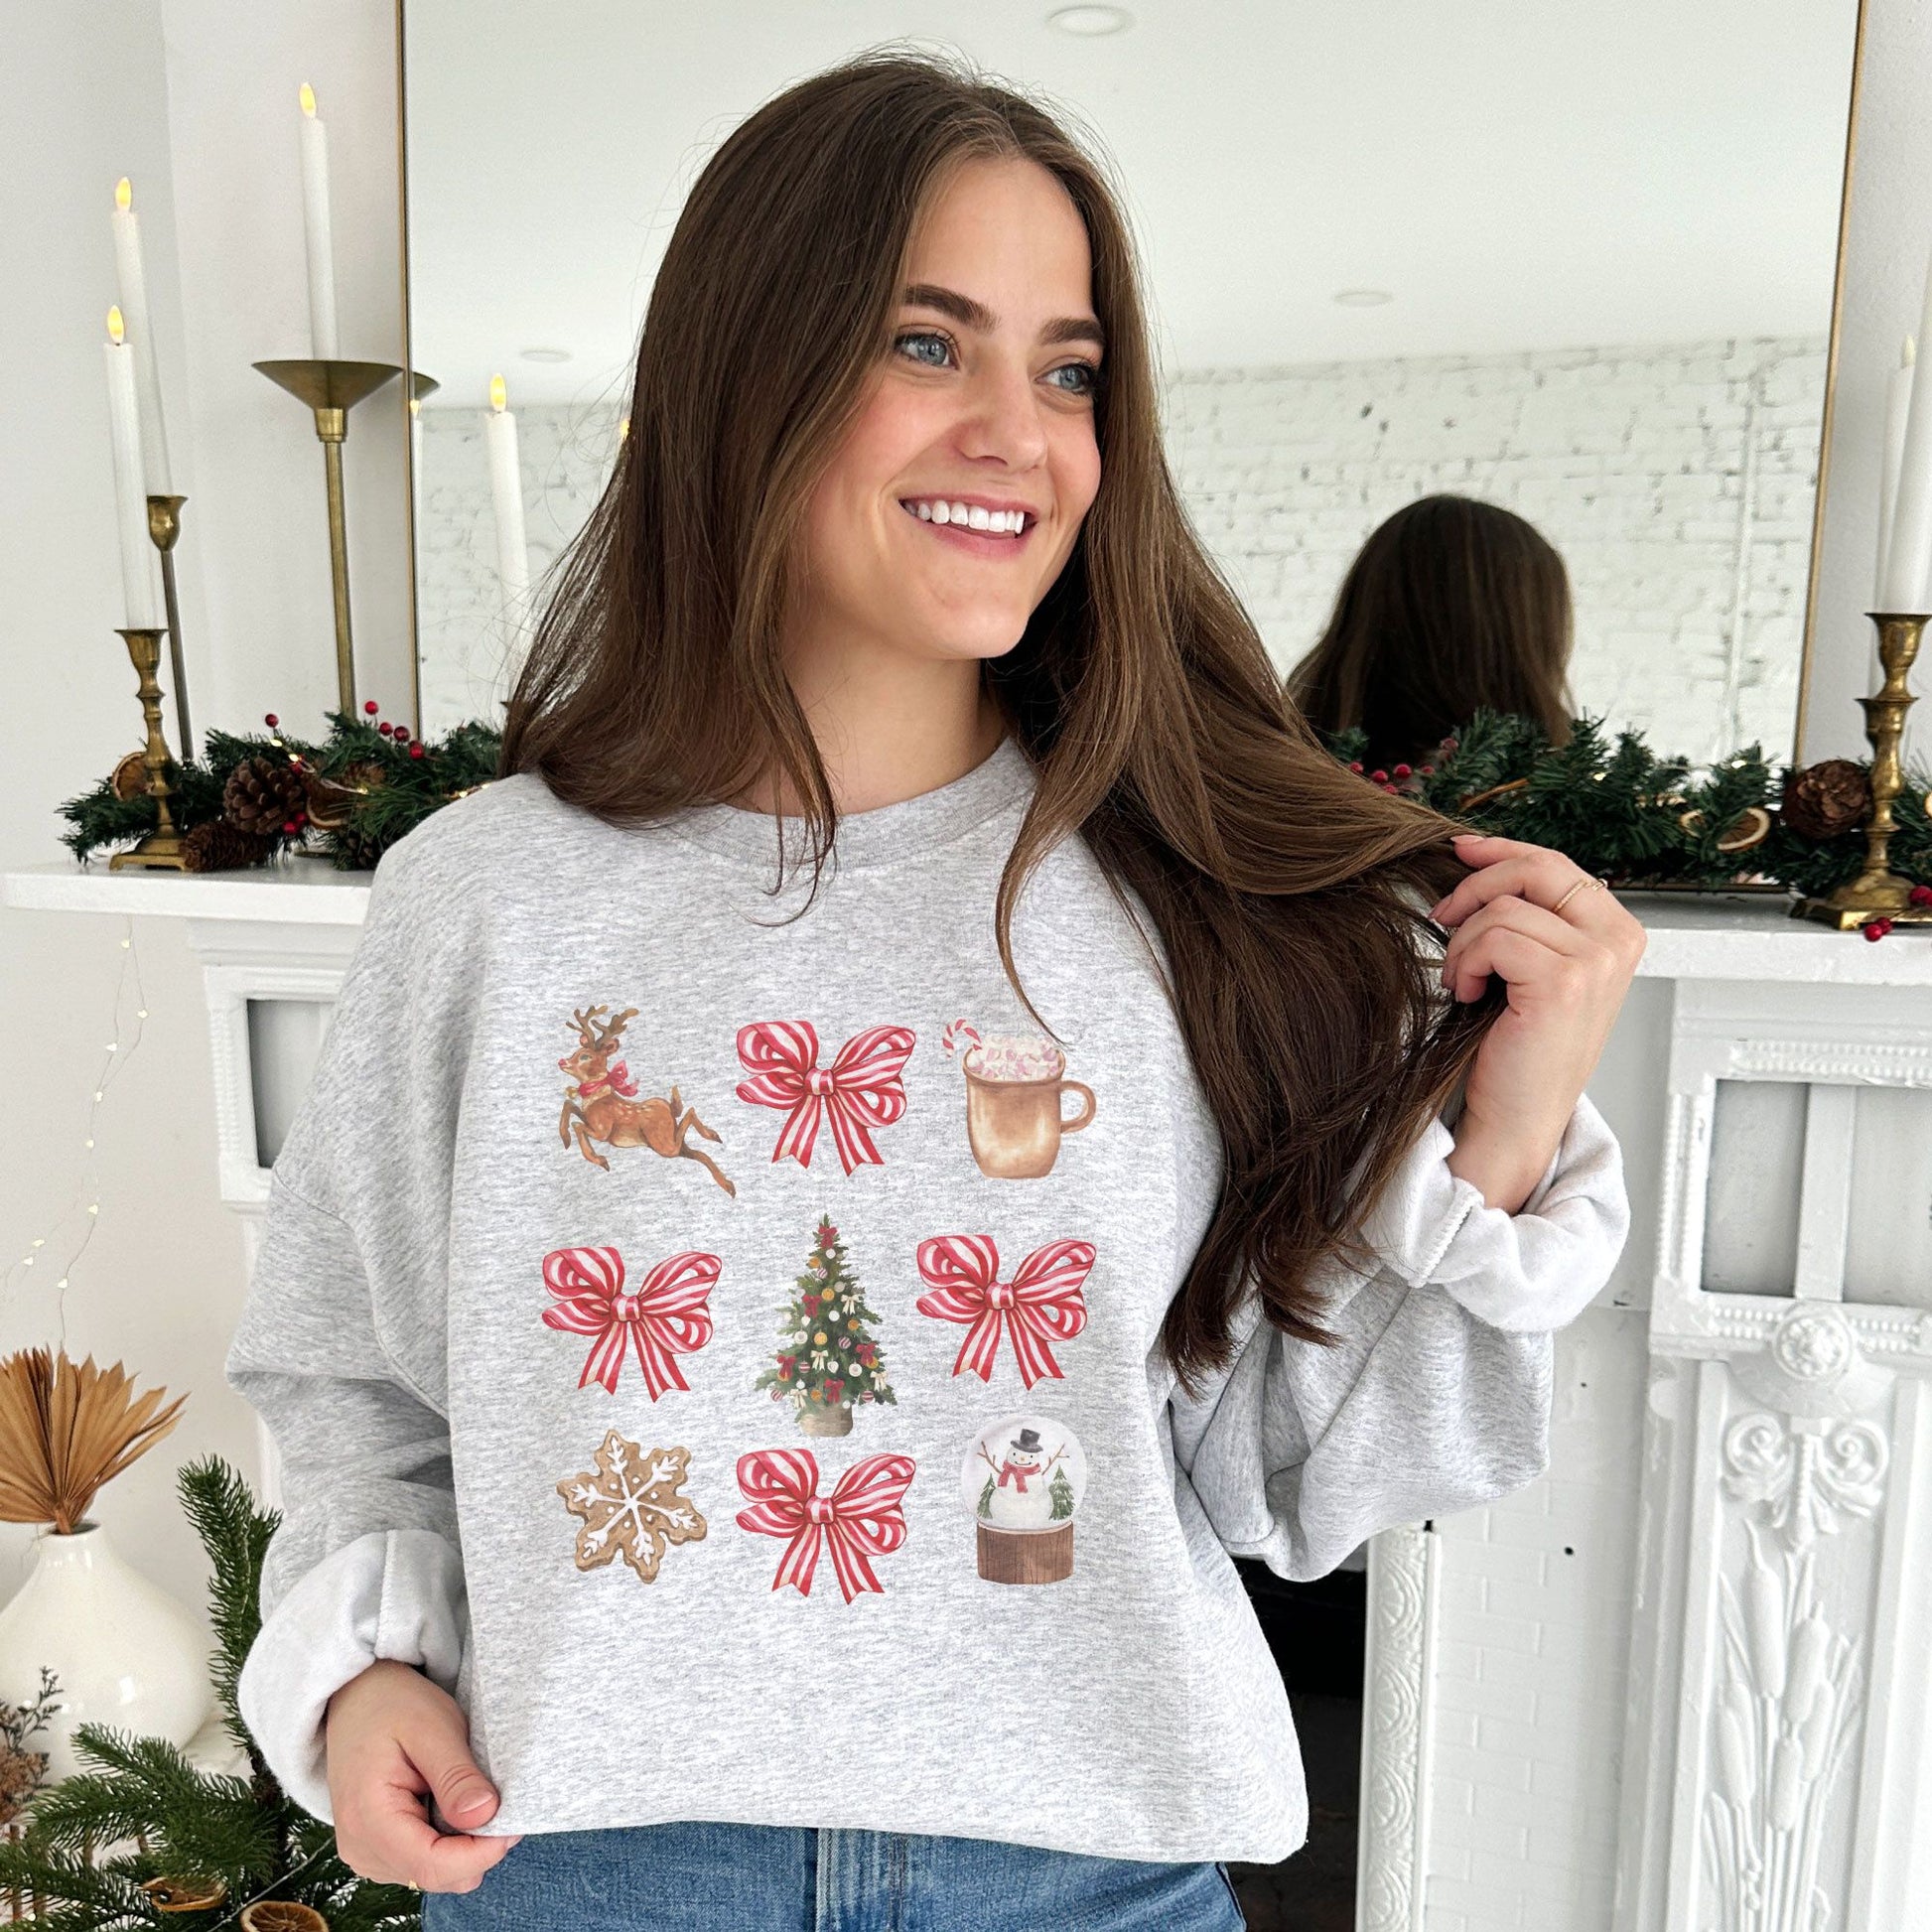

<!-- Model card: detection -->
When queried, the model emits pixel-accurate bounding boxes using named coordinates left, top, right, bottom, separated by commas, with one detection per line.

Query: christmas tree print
left=1049, top=1465, right=1075, bottom=1520
left=755, top=1213, right=897, bottom=1436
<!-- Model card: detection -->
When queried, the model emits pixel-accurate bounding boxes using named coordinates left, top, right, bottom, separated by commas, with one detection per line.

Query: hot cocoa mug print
left=944, top=1021, right=1096, bottom=1180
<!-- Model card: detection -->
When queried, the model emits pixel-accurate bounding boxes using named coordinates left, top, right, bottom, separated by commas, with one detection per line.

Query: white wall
left=1804, top=0, right=1932, bottom=763
left=0, top=0, right=411, bottom=1617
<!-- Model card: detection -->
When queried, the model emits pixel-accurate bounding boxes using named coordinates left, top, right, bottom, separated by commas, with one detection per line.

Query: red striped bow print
left=541, top=1245, right=720, bottom=1397
left=734, top=1020, right=916, bottom=1173
left=913, top=1234, right=1095, bottom=1387
left=734, top=1447, right=916, bottom=1600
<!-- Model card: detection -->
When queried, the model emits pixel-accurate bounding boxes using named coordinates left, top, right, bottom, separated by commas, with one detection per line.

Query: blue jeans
left=421, top=1820, right=1249, bottom=1930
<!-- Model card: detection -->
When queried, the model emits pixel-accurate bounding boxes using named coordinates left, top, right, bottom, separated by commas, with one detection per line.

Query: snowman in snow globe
left=960, top=1413, right=1087, bottom=1585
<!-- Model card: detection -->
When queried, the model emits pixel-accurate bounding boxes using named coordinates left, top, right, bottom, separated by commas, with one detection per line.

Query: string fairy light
left=4, top=913, right=149, bottom=1352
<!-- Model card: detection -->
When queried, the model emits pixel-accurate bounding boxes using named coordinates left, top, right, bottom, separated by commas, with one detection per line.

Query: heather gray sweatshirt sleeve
left=1168, top=1088, right=1629, bottom=1581
left=224, top=836, right=473, bottom=1824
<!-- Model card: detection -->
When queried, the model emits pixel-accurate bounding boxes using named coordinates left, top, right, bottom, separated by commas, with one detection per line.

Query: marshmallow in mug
left=963, top=1034, right=1065, bottom=1083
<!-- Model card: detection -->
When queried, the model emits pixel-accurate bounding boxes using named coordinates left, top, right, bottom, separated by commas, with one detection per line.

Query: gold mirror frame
left=391, top=0, right=1869, bottom=761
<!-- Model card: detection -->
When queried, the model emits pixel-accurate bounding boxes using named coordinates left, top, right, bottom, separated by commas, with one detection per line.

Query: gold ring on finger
left=1552, top=874, right=1606, bottom=915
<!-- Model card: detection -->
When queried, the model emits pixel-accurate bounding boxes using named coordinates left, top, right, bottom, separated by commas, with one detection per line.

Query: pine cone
left=182, top=818, right=274, bottom=873
left=222, top=755, right=308, bottom=836
left=1780, top=759, right=1869, bottom=840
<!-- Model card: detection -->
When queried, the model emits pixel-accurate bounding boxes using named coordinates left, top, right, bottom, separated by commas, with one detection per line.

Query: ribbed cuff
left=236, top=1526, right=467, bottom=1823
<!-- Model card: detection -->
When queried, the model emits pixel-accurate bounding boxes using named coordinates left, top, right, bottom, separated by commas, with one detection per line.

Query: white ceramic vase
left=0, top=1517, right=213, bottom=1784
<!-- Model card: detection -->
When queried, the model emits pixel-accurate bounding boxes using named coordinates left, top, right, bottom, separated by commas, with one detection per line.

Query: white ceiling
left=401, top=0, right=1861, bottom=408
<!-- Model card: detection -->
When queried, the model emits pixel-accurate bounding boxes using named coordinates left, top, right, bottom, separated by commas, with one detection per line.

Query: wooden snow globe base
left=977, top=1520, right=1073, bottom=1584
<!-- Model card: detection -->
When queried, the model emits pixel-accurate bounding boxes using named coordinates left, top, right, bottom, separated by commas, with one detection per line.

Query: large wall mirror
left=398, top=2, right=1863, bottom=768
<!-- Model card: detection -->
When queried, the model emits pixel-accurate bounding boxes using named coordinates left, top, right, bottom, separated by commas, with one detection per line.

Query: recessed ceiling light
left=1333, top=289, right=1395, bottom=308
left=1048, top=5, right=1134, bottom=35
left=519, top=346, right=573, bottom=363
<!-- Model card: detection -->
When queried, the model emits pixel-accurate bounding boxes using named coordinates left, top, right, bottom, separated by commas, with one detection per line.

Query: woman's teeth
left=900, top=498, right=1030, bottom=536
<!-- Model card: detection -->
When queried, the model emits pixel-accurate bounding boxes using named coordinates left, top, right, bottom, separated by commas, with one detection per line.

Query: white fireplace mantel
left=7, top=857, right=1931, bottom=1932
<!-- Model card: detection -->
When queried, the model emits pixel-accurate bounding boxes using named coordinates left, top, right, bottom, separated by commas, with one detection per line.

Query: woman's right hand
left=325, top=1659, right=523, bottom=1892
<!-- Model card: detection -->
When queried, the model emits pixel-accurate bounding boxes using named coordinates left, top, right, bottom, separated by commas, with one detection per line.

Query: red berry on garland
left=378, top=721, right=393, bottom=735
left=264, top=712, right=279, bottom=728
left=409, top=742, right=425, bottom=759
left=363, top=698, right=379, bottom=715
left=282, top=819, right=298, bottom=835
left=1863, top=917, right=1893, bottom=941
left=1420, top=763, right=1435, bottom=775
left=1348, top=760, right=1364, bottom=773
left=1394, top=762, right=1412, bottom=779
left=1370, top=769, right=1388, bottom=783
left=1911, top=885, right=1932, bottom=908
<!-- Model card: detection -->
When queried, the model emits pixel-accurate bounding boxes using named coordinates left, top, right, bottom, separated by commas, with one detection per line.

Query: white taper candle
left=108, top=177, right=173, bottom=493
left=1880, top=250, right=1932, bottom=612
left=298, top=82, right=341, bottom=359
left=1877, top=336, right=1915, bottom=606
left=102, top=308, right=161, bottom=627
left=484, top=373, right=532, bottom=626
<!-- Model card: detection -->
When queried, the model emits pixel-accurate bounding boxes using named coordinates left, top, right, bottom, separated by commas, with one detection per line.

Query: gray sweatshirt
left=224, top=732, right=1629, bottom=1865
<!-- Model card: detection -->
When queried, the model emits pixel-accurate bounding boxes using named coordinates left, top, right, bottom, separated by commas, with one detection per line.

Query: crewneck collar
left=665, top=732, right=1036, bottom=870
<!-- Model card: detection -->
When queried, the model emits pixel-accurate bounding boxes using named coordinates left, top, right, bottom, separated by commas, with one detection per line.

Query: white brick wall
left=417, top=335, right=1825, bottom=763
left=1163, top=338, right=1825, bottom=765
left=1423, top=1305, right=1648, bottom=1932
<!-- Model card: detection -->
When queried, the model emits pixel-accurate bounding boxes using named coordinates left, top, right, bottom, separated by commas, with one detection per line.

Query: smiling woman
left=227, top=38, right=1634, bottom=1932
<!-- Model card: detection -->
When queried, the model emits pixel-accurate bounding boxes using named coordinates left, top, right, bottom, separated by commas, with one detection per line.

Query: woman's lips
left=898, top=498, right=1036, bottom=555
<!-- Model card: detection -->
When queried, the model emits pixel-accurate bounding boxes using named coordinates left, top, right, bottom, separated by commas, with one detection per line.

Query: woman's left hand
left=1428, top=832, right=1647, bottom=1213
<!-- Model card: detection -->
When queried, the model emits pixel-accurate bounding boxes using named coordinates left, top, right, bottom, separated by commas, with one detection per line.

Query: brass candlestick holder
left=107, top=627, right=188, bottom=872
left=253, top=357, right=403, bottom=716
left=1795, top=611, right=1932, bottom=927
left=144, top=492, right=192, bottom=759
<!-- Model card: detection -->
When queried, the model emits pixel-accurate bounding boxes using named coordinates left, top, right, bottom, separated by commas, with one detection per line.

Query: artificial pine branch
left=59, top=712, right=506, bottom=876
left=0, top=1455, right=422, bottom=1928
left=1320, top=705, right=1932, bottom=896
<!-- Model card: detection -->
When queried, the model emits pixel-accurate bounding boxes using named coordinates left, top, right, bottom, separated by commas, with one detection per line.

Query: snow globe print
left=961, top=1416, right=1087, bottom=1585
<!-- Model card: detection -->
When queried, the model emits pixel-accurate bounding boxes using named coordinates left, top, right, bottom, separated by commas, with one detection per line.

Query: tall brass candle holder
left=253, top=357, right=402, bottom=716
left=1795, top=611, right=1932, bottom=927
left=107, top=627, right=188, bottom=872
left=144, top=492, right=192, bottom=759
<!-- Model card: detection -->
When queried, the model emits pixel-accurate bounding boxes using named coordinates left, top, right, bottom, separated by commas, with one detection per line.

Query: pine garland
left=1324, top=708, right=1932, bottom=896
left=0, top=1457, right=422, bottom=1929
left=59, top=704, right=502, bottom=875
left=58, top=696, right=1929, bottom=899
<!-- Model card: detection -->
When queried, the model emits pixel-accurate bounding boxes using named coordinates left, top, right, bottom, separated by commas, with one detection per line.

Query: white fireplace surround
left=6, top=863, right=1930, bottom=1932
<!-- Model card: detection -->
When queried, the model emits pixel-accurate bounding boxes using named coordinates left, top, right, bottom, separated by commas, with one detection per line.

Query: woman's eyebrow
left=900, top=282, right=1105, bottom=352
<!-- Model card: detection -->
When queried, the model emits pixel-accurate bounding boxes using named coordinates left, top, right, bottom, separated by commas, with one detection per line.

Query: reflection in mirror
left=402, top=7, right=1860, bottom=764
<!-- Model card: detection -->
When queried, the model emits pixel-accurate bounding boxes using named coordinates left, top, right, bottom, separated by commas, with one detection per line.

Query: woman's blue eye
left=897, top=330, right=951, bottom=368
left=894, top=330, right=1101, bottom=398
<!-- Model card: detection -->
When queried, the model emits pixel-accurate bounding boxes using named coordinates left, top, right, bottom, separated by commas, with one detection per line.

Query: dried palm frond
left=0, top=1348, right=187, bottom=1533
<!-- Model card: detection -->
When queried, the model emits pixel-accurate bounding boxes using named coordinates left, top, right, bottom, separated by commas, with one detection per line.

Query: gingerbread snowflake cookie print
left=942, top=1019, right=1094, bottom=1179
left=556, top=1432, right=707, bottom=1583
left=557, top=1004, right=736, bottom=1194
left=961, top=1415, right=1087, bottom=1585
left=755, top=1214, right=898, bottom=1435
left=735, top=1020, right=915, bottom=1173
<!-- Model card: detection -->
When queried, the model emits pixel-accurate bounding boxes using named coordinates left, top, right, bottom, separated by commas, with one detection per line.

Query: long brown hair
left=499, top=48, right=1504, bottom=1397
left=1289, top=493, right=1575, bottom=774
